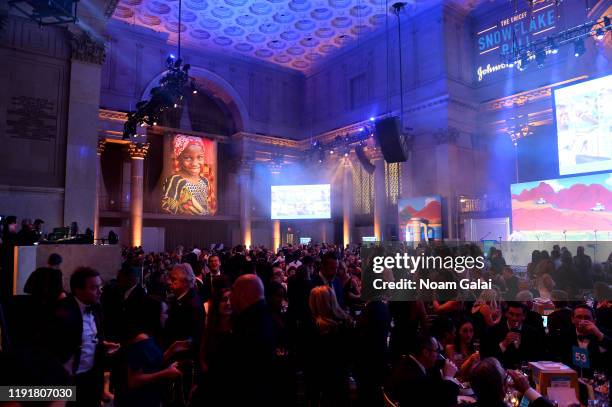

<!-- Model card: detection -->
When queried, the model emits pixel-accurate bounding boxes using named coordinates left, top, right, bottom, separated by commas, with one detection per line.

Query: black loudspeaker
left=374, top=116, right=408, bottom=163
left=355, top=145, right=375, bottom=174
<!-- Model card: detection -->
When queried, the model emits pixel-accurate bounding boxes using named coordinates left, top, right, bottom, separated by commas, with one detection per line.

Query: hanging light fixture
left=123, top=0, right=200, bottom=139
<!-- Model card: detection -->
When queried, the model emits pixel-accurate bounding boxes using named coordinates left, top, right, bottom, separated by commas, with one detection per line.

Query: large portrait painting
left=161, top=134, right=217, bottom=216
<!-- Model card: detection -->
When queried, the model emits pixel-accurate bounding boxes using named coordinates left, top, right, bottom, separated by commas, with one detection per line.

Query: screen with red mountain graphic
left=510, top=172, right=612, bottom=241
left=398, top=196, right=442, bottom=241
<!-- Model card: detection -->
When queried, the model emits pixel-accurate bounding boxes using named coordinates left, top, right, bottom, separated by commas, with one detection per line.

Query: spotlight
left=358, top=127, right=364, bottom=131
left=595, top=28, right=605, bottom=40
left=174, top=103, right=178, bottom=108
left=369, top=117, right=375, bottom=122
left=535, top=50, right=546, bottom=68
left=169, top=53, right=176, bottom=59
left=193, top=89, right=198, bottom=94
left=574, top=38, right=585, bottom=57
left=153, top=122, right=157, bottom=126
left=329, top=150, right=334, bottom=154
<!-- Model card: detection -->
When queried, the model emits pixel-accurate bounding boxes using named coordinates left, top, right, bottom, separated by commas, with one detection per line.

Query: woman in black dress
left=114, top=297, right=185, bottom=407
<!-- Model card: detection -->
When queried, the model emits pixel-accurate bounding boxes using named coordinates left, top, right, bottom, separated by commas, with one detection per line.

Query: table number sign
left=572, top=346, right=590, bottom=369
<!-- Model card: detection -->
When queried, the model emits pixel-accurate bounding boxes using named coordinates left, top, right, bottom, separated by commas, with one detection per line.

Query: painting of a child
left=161, top=135, right=217, bottom=215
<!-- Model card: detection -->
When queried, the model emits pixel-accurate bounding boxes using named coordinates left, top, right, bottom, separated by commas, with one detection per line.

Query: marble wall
left=0, top=17, right=71, bottom=227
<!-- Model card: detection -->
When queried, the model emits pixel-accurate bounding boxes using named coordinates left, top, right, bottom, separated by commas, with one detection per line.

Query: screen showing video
left=510, top=172, right=612, bottom=241
left=271, top=184, right=331, bottom=219
left=556, top=75, right=612, bottom=176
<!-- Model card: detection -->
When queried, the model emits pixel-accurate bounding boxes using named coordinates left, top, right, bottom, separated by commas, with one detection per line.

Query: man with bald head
left=230, top=274, right=277, bottom=405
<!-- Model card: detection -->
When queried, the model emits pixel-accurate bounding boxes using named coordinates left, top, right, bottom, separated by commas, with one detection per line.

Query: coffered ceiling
left=111, top=0, right=423, bottom=72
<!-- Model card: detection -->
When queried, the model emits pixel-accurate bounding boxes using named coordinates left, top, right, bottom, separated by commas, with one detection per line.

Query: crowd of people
left=0, top=237, right=611, bottom=406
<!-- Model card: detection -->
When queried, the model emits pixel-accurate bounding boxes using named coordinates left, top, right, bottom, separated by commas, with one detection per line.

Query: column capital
left=97, top=139, right=107, bottom=156
left=128, top=142, right=150, bottom=159
left=69, top=30, right=106, bottom=65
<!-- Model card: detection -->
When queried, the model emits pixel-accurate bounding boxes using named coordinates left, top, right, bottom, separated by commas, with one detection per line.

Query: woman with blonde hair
left=306, top=285, right=353, bottom=405
left=471, top=289, right=501, bottom=340
left=309, top=285, right=351, bottom=334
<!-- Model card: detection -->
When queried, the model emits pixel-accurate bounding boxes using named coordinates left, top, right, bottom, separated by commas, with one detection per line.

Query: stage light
left=358, top=127, right=364, bottom=131
left=369, top=117, right=375, bottom=122
left=329, top=150, right=334, bottom=154
left=169, top=53, right=176, bottom=59
left=595, top=28, right=605, bottom=40
left=574, top=38, right=585, bottom=57
left=153, top=122, right=157, bottom=126
left=193, top=89, right=198, bottom=94
left=535, top=50, right=546, bottom=68
left=174, top=103, right=178, bottom=108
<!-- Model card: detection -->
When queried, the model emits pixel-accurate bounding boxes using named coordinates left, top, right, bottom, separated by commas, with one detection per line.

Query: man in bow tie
left=49, top=267, right=119, bottom=406
left=552, top=304, right=612, bottom=377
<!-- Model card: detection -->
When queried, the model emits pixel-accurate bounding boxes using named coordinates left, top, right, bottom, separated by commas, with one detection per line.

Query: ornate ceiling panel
left=112, top=0, right=407, bottom=72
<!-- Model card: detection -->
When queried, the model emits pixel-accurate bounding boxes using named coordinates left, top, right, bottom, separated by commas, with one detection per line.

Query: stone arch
left=141, top=66, right=251, bottom=133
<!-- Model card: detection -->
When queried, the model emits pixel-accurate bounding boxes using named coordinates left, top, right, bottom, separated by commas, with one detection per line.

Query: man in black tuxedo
left=551, top=304, right=612, bottom=377
left=516, top=290, right=546, bottom=338
left=386, top=334, right=460, bottom=407
left=201, top=254, right=222, bottom=302
left=482, top=302, right=545, bottom=368
left=230, top=274, right=277, bottom=406
left=312, top=251, right=345, bottom=308
left=164, top=263, right=205, bottom=357
left=49, top=267, right=117, bottom=407
left=101, top=265, right=146, bottom=342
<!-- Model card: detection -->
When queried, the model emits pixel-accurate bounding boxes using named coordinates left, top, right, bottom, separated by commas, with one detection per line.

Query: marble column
left=93, top=139, right=106, bottom=241
left=373, top=150, right=386, bottom=242
left=63, top=30, right=106, bottom=232
left=239, top=161, right=252, bottom=248
left=320, top=221, right=328, bottom=244
left=272, top=219, right=281, bottom=251
left=342, top=158, right=353, bottom=247
left=128, top=142, right=149, bottom=247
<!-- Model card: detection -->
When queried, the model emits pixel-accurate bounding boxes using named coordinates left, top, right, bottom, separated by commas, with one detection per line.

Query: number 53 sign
left=572, top=346, right=590, bottom=369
